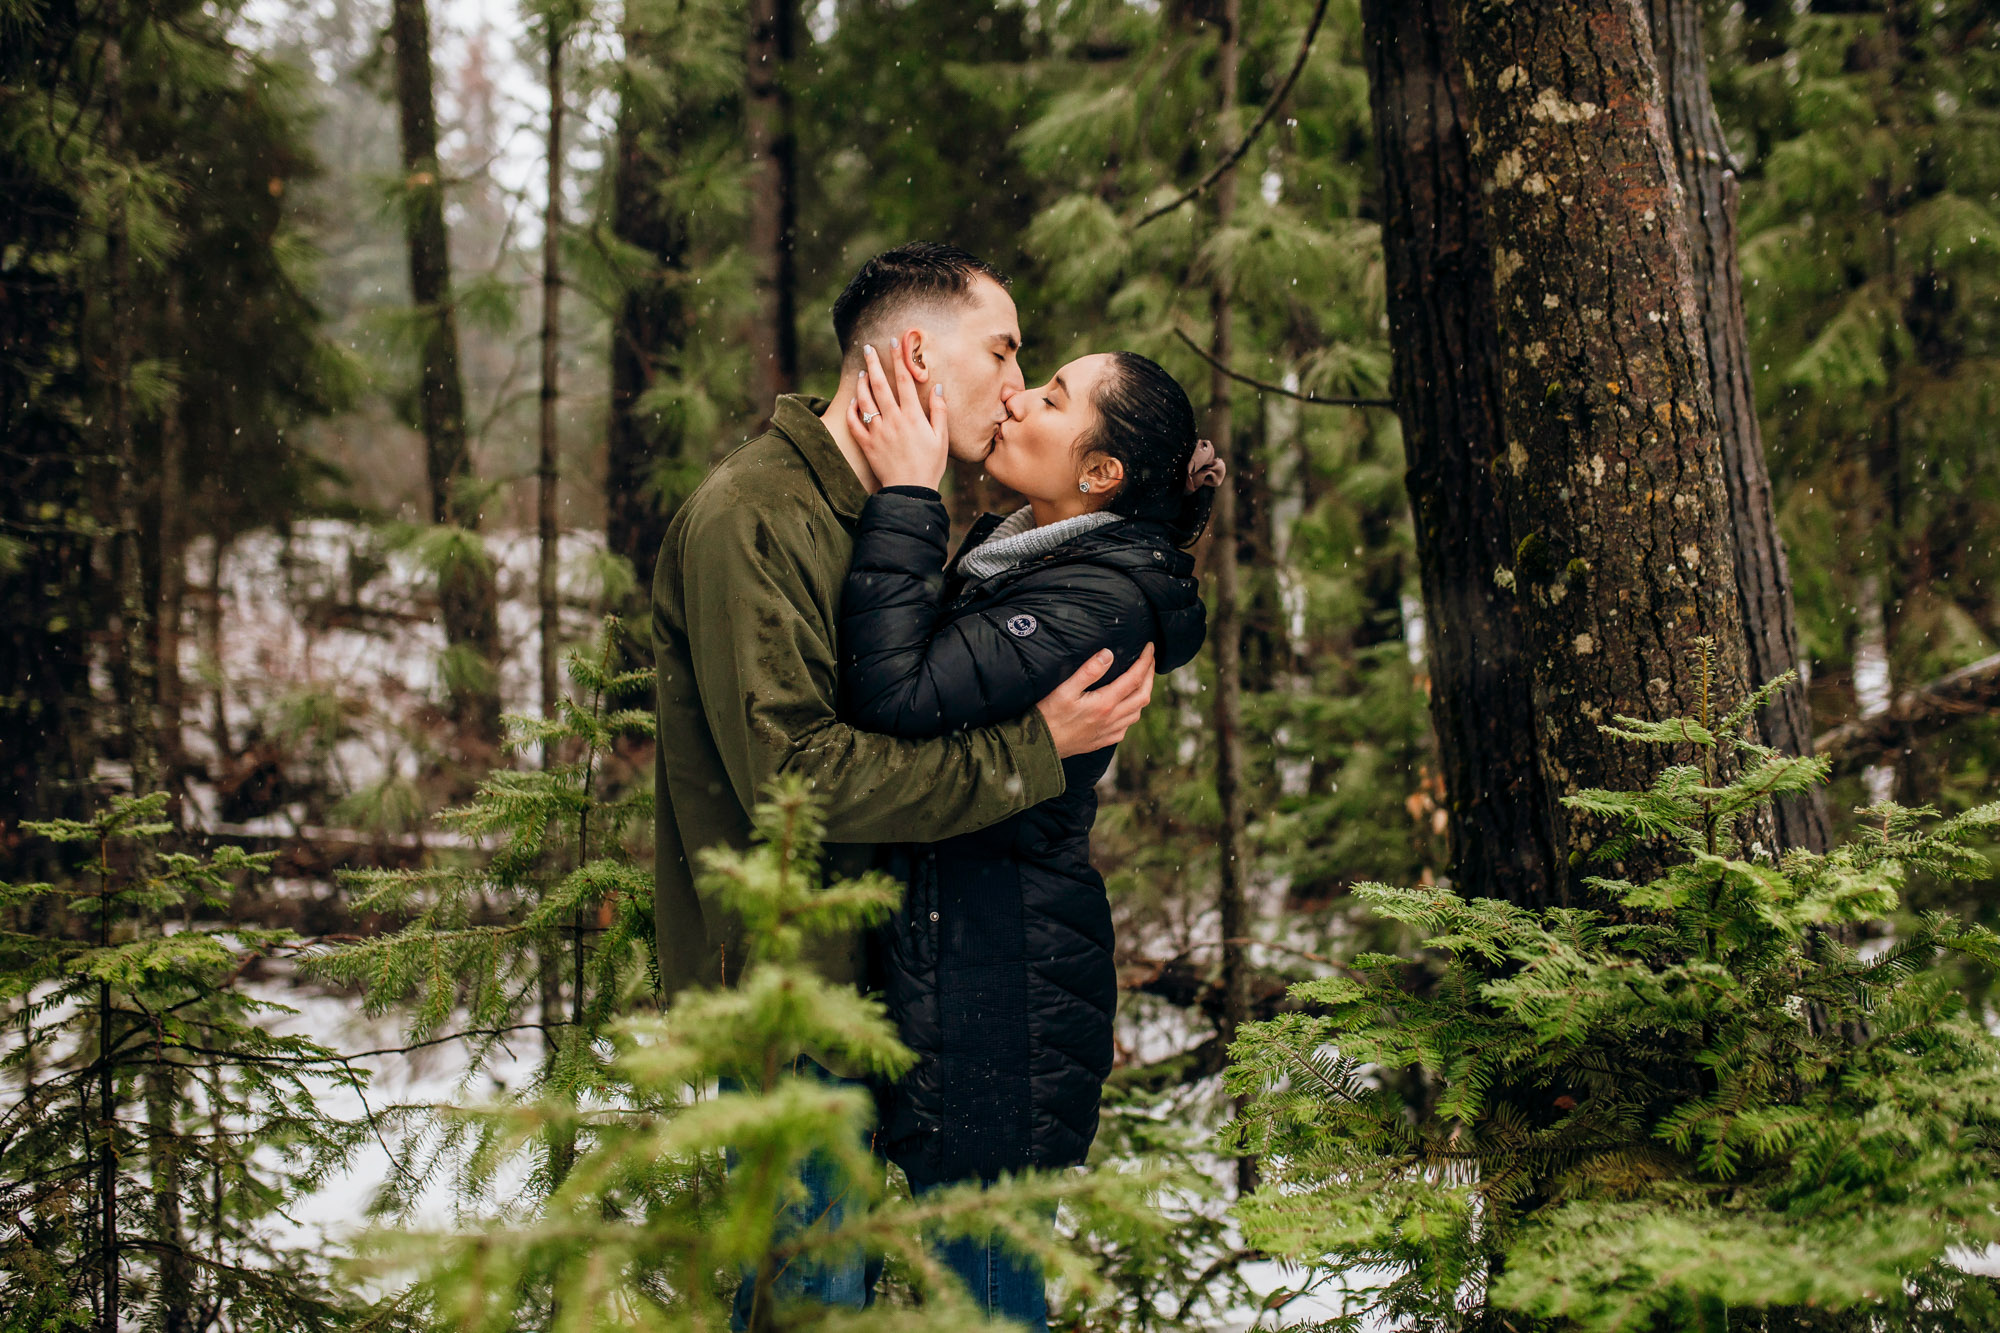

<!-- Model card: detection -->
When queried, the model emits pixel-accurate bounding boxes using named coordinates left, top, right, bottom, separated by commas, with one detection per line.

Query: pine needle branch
left=1132, top=0, right=1333, bottom=228
left=1173, top=328, right=1395, bottom=407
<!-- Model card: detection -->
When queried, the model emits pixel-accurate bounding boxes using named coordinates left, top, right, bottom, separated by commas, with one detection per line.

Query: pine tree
left=1716, top=0, right=2000, bottom=830
left=387, top=0, right=504, bottom=751
left=348, top=776, right=1166, bottom=1330
left=1449, top=0, right=1765, bottom=894
left=0, top=794, right=380, bottom=1328
left=0, top=0, right=96, bottom=862
left=304, top=620, right=659, bottom=1217
left=1225, top=651, right=2000, bottom=1330
left=593, top=0, right=779, bottom=632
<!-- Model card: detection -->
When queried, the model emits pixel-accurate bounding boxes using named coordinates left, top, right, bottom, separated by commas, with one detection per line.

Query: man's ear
left=899, top=327, right=932, bottom=384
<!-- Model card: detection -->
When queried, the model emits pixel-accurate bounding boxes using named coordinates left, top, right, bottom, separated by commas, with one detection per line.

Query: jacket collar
left=947, top=512, right=1008, bottom=574
left=769, top=394, right=867, bottom=522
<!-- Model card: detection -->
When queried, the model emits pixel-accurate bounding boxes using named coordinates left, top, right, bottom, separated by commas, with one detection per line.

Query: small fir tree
left=1225, top=658, right=2000, bottom=1331
left=0, top=793, right=379, bottom=1329
left=355, top=777, right=1166, bottom=1331
left=305, top=618, right=659, bottom=1215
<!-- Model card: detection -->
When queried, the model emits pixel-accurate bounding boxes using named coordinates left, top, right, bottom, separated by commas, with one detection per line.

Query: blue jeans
left=912, top=1177, right=1051, bottom=1331
left=724, top=1060, right=880, bottom=1331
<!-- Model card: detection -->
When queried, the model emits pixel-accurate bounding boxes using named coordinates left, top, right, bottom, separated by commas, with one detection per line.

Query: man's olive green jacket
left=651, top=395, right=1066, bottom=994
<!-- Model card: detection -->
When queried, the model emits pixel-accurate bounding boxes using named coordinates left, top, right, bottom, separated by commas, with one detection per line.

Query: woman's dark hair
left=1080, top=352, right=1215, bottom=547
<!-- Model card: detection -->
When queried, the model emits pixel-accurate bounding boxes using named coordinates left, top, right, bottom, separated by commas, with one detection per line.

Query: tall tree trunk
left=746, top=0, right=799, bottom=409
left=96, top=846, right=118, bottom=1333
left=1233, top=449, right=1287, bottom=692
left=1203, top=0, right=1255, bottom=1197
left=1361, top=0, right=1559, bottom=906
left=0, top=41, right=94, bottom=865
left=203, top=526, right=231, bottom=765
left=605, top=21, right=690, bottom=591
left=100, top=39, right=137, bottom=1325
left=1853, top=572, right=1898, bottom=806
left=156, top=283, right=189, bottom=797
left=539, top=14, right=565, bottom=751
left=145, top=1061, right=191, bottom=1333
left=1450, top=0, right=1760, bottom=894
left=388, top=0, right=501, bottom=747
left=104, top=8, right=155, bottom=800
left=1646, top=0, right=1828, bottom=853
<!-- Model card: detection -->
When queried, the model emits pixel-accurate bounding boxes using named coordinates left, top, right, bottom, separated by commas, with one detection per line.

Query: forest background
left=4, top=0, right=2000, bottom=1327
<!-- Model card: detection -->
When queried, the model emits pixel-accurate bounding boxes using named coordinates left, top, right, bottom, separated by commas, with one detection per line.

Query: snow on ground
left=253, top=973, right=543, bottom=1251
left=178, top=521, right=614, bottom=836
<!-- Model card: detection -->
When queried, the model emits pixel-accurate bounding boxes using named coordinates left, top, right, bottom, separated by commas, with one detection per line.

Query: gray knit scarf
left=957, top=506, right=1121, bottom=583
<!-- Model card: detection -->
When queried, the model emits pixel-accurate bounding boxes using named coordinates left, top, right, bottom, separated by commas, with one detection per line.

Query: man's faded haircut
left=831, top=241, right=1010, bottom=359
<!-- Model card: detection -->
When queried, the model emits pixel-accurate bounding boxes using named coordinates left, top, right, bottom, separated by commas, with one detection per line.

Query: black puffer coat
left=838, top=487, right=1206, bottom=1188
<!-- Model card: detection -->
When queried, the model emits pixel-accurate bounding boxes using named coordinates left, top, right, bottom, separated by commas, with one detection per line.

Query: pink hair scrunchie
left=1185, top=438, right=1227, bottom=493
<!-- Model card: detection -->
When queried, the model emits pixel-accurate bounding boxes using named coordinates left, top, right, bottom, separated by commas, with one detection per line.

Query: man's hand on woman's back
left=1037, top=644, right=1155, bottom=757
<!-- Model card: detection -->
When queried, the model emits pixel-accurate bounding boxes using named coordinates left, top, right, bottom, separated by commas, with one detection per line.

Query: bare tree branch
left=1174, top=329, right=1395, bottom=407
left=1133, top=0, right=1333, bottom=229
left=1814, top=651, right=2000, bottom=777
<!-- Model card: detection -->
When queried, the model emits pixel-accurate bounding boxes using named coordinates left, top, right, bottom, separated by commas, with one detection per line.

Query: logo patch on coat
left=1006, top=613, right=1039, bottom=638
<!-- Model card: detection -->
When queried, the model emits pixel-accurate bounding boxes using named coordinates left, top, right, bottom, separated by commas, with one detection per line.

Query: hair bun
left=1184, top=438, right=1226, bottom=493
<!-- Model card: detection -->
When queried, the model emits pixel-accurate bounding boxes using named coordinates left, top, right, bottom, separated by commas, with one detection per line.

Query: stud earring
left=1078, top=481, right=1090, bottom=493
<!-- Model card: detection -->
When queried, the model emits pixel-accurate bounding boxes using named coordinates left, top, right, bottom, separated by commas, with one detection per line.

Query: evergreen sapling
left=1225, top=657, right=2000, bottom=1331
left=355, top=778, right=1167, bottom=1332
left=305, top=620, right=659, bottom=1216
left=0, top=793, right=378, bottom=1330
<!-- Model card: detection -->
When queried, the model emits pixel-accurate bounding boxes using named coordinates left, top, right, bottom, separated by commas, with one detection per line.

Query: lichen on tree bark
left=1451, top=0, right=1763, bottom=889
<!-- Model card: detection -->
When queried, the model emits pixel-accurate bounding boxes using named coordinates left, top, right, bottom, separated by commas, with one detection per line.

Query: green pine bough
left=1224, top=653, right=2000, bottom=1332
left=304, top=620, right=664, bottom=1215
left=306, top=618, right=1167, bottom=1328
left=0, top=793, right=378, bottom=1329
left=353, top=775, right=1168, bottom=1331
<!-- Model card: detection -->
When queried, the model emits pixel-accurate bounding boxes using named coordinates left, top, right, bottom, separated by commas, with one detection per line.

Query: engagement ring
left=861, top=410, right=879, bottom=424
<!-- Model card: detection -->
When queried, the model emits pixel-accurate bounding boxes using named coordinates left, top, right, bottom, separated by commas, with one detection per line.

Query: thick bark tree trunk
left=389, top=0, right=502, bottom=746
left=1363, top=0, right=1561, bottom=906
left=539, top=17, right=564, bottom=749
left=1646, top=0, right=1828, bottom=852
left=1203, top=0, right=1255, bottom=1197
left=1450, top=0, right=1760, bottom=893
left=746, top=0, right=799, bottom=409
left=605, top=22, right=691, bottom=589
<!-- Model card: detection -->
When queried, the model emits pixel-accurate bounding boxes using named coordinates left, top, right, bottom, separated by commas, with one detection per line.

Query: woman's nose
left=1003, top=393, right=1028, bottom=422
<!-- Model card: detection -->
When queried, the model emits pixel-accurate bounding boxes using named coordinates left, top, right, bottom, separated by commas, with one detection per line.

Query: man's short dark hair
left=831, top=242, right=1010, bottom=356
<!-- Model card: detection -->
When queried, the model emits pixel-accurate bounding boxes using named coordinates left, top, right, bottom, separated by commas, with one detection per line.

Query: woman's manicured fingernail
left=891, top=336, right=899, bottom=350
left=935, top=385, right=945, bottom=398
left=864, top=344, right=873, bottom=356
